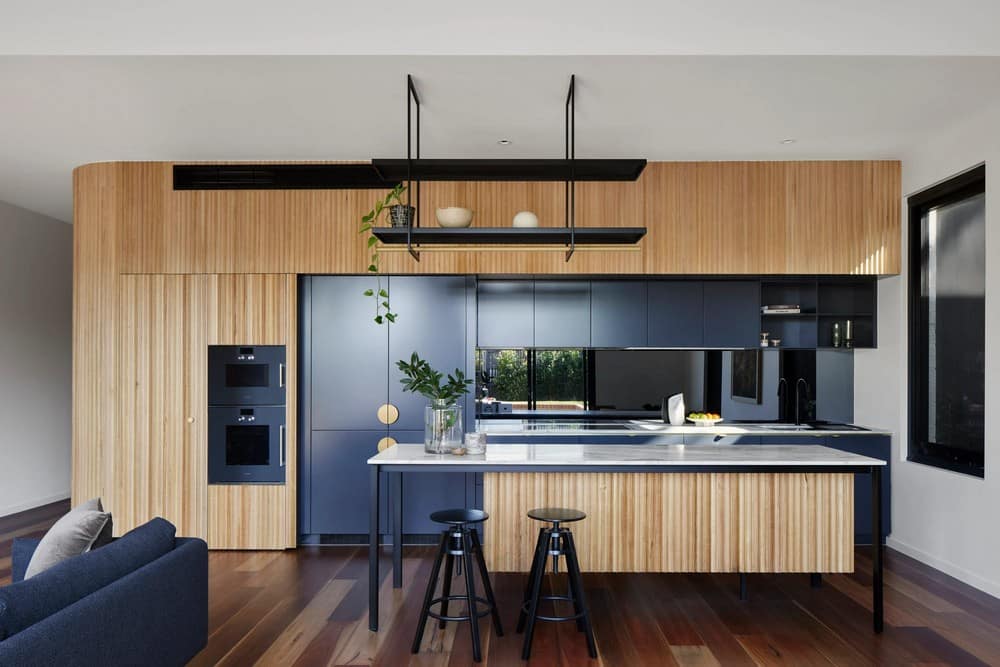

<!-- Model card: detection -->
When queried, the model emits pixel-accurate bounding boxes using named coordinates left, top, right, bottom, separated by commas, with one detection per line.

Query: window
left=908, top=164, right=985, bottom=477
left=476, top=349, right=587, bottom=411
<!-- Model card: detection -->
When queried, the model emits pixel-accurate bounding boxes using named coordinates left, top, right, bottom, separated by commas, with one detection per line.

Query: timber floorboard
left=2, top=501, right=999, bottom=666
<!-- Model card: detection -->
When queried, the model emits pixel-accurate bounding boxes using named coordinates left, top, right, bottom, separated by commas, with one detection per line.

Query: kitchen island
left=367, top=443, right=886, bottom=633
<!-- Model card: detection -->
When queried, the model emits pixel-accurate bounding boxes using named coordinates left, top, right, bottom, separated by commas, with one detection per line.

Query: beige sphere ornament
left=512, top=211, right=539, bottom=228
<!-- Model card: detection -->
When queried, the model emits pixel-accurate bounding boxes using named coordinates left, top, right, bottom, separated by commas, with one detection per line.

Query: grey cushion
left=24, top=498, right=113, bottom=579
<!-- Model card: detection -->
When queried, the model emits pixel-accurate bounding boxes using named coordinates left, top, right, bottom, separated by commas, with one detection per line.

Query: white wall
left=855, top=96, right=1000, bottom=596
left=0, top=200, right=72, bottom=516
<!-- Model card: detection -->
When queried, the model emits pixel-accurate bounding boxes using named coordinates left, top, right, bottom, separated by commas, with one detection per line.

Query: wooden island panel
left=482, top=471, right=853, bottom=573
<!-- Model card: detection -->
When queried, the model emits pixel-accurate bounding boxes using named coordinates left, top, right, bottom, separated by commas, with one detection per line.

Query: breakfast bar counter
left=366, top=443, right=886, bottom=633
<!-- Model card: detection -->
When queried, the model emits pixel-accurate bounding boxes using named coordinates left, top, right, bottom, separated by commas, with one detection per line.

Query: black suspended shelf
left=372, top=227, right=647, bottom=245
left=371, top=158, right=645, bottom=182
left=172, top=74, right=647, bottom=261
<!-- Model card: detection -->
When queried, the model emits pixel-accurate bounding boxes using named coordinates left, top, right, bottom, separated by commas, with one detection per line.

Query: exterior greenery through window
left=907, top=164, right=985, bottom=477
left=476, top=349, right=586, bottom=411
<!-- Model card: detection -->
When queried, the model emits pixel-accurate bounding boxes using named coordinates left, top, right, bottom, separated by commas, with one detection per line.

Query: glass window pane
left=534, top=350, right=585, bottom=410
left=921, top=192, right=985, bottom=454
left=476, top=349, right=528, bottom=407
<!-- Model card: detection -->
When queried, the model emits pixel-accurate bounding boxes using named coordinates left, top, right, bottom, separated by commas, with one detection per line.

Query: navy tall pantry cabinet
left=299, top=276, right=475, bottom=541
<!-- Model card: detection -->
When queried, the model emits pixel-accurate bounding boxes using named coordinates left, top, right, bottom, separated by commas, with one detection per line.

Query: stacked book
left=761, top=304, right=801, bottom=314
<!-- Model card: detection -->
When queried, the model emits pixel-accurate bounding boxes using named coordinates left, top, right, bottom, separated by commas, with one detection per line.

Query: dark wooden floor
left=4, top=501, right=1000, bottom=666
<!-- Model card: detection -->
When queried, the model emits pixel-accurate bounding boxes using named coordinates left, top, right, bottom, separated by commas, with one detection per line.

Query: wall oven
left=208, top=345, right=286, bottom=407
left=208, top=344, right=287, bottom=484
left=208, top=406, right=286, bottom=484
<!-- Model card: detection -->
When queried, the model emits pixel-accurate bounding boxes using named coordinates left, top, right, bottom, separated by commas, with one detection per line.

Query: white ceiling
left=3, top=55, right=1000, bottom=222
left=4, top=0, right=1000, bottom=56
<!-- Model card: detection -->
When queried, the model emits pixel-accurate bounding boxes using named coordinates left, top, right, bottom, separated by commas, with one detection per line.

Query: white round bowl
left=436, top=207, right=474, bottom=228
left=512, top=211, right=539, bottom=228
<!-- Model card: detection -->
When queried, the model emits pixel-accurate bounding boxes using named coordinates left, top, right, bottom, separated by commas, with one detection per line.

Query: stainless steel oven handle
left=279, top=363, right=286, bottom=388
left=279, top=425, right=286, bottom=467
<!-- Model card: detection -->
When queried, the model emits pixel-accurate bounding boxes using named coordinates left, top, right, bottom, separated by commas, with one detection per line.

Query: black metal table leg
left=369, top=465, right=380, bottom=631
left=810, top=573, right=823, bottom=588
left=872, top=465, right=884, bottom=633
left=738, top=573, right=748, bottom=601
left=393, top=471, right=403, bottom=588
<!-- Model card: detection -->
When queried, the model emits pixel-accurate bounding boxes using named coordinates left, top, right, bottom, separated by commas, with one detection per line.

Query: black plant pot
left=388, top=205, right=415, bottom=227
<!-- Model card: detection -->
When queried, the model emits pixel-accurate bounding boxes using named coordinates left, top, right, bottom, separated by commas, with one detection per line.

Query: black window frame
left=907, top=163, right=986, bottom=478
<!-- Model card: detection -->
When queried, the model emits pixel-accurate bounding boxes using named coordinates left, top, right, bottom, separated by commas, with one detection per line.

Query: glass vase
left=424, top=399, right=463, bottom=454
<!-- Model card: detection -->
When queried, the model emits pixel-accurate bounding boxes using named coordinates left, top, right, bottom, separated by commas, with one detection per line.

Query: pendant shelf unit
left=388, top=74, right=647, bottom=261
left=171, top=75, right=648, bottom=261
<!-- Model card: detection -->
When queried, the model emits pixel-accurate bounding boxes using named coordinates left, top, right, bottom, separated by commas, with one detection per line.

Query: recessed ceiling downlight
left=497, top=139, right=512, bottom=145
left=781, top=138, right=797, bottom=145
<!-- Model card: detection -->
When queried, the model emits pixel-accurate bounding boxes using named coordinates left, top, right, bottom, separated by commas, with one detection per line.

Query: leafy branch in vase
left=359, top=183, right=408, bottom=324
left=396, top=352, right=471, bottom=404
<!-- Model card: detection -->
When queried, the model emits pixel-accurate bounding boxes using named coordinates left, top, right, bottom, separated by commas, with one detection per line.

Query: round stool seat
left=430, top=508, right=489, bottom=525
left=527, top=507, right=586, bottom=523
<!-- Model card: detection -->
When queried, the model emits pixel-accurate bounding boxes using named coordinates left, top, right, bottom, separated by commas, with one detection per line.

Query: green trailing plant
left=359, top=183, right=408, bottom=324
left=397, top=352, right=471, bottom=405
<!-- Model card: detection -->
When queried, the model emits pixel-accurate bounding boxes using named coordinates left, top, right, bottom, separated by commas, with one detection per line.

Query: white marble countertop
left=477, top=420, right=891, bottom=437
left=368, top=443, right=887, bottom=467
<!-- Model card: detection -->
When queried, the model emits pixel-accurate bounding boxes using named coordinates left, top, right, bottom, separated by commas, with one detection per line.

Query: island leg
left=369, top=465, right=380, bottom=631
left=393, top=472, right=403, bottom=588
left=872, top=466, right=883, bottom=633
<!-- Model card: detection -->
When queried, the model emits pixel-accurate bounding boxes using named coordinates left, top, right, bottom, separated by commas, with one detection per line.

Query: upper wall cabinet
left=592, top=281, right=647, bottom=348
left=97, top=160, right=899, bottom=277
left=703, top=281, right=760, bottom=348
left=534, top=282, right=591, bottom=347
left=477, top=281, right=534, bottom=347
left=647, top=281, right=704, bottom=348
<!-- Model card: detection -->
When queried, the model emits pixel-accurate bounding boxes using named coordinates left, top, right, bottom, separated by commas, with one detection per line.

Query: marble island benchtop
left=476, top=419, right=891, bottom=437
left=368, top=443, right=887, bottom=468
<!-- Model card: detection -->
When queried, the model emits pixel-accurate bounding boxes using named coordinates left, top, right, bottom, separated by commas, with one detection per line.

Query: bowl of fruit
left=687, top=412, right=723, bottom=427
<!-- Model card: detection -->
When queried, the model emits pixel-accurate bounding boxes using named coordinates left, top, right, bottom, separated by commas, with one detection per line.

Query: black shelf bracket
left=406, top=74, right=421, bottom=261
left=565, top=74, right=576, bottom=261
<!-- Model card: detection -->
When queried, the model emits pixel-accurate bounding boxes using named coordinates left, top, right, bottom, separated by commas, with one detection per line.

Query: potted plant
left=359, top=183, right=411, bottom=324
left=397, top=352, right=471, bottom=454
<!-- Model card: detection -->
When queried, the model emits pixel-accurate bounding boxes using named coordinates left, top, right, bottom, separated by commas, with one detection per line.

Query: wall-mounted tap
left=795, top=378, right=811, bottom=426
left=777, top=377, right=789, bottom=422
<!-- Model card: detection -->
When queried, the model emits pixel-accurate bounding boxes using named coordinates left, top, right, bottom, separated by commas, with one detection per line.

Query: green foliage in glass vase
left=359, top=183, right=407, bottom=324
left=397, top=352, right=471, bottom=404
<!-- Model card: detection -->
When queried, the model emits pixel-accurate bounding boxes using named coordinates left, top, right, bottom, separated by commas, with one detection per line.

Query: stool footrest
left=519, top=597, right=588, bottom=623
left=426, top=595, right=494, bottom=622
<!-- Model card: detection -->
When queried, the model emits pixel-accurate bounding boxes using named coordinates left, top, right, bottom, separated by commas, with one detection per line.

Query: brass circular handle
left=377, top=403, right=399, bottom=425
left=377, top=436, right=397, bottom=452
left=186, top=417, right=195, bottom=424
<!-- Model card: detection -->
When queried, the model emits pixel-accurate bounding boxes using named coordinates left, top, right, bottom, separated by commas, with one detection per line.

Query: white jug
left=666, top=393, right=686, bottom=426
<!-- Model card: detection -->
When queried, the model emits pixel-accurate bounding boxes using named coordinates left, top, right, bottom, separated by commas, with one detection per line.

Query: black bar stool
left=517, top=507, right=597, bottom=660
left=411, top=509, right=503, bottom=663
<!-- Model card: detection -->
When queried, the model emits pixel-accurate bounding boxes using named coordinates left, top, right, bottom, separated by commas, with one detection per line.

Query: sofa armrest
left=11, top=539, right=41, bottom=583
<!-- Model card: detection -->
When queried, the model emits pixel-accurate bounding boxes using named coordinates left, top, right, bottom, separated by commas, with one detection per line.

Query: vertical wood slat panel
left=206, top=274, right=297, bottom=549
left=483, top=473, right=728, bottom=572
left=106, top=161, right=899, bottom=277
left=482, top=472, right=853, bottom=573
left=72, top=163, right=120, bottom=506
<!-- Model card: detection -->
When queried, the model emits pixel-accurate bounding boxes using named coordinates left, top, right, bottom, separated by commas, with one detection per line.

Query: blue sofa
left=0, top=517, right=208, bottom=666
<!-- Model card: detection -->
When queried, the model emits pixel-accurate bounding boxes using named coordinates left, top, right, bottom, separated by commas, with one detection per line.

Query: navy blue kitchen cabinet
left=477, top=281, right=533, bottom=347
left=825, top=434, right=891, bottom=544
left=388, top=276, right=471, bottom=430
left=757, top=435, right=828, bottom=446
left=309, top=430, right=388, bottom=536
left=703, top=281, right=760, bottom=348
left=310, top=276, right=388, bottom=430
left=647, top=281, right=704, bottom=347
left=591, top=281, right=647, bottom=347
left=533, top=281, right=591, bottom=347
left=586, top=434, right=684, bottom=445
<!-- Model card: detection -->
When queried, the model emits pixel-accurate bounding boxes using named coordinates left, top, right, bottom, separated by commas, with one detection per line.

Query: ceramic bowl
left=436, top=207, right=474, bottom=228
